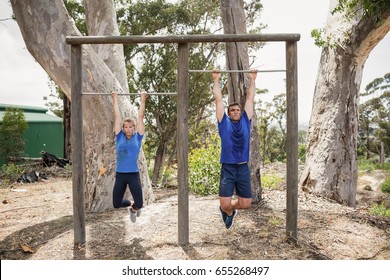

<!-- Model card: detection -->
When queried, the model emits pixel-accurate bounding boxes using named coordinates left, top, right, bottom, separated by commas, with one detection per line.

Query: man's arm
left=212, top=69, right=225, bottom=122
left=112, top=92, right=121, bottom=135
left=137, top=91, right=147, bottom=135
left=244, top=70, right=257, bottom=120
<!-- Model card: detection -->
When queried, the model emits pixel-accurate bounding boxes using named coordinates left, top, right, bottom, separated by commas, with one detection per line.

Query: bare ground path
left=0, top=165, right=389, bottom=260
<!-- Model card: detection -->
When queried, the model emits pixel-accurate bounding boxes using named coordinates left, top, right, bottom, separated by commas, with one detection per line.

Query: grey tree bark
left=10, top=0, right=154, bottom=211
left=299, top=0, right=390, bottom=207
left=220, top=0, right=262, bottom=203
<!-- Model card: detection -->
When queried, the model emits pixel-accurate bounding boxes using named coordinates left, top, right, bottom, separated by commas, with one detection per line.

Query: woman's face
left=123, top=121, right=136, bottom=138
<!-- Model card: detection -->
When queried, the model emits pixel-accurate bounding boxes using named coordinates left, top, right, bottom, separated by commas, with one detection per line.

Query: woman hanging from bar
left=111, top=90, right=147, bottom=223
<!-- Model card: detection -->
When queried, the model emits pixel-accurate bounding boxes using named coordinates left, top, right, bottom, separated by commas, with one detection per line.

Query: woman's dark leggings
left=113, top=172, right=143, bottom=210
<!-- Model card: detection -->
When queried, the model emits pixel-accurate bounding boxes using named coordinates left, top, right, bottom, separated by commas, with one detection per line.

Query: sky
left=0, top=0, right=389, bottom=124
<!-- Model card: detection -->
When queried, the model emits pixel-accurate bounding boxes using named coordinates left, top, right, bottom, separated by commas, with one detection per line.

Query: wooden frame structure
left=66, top=33, right=300, bottom=246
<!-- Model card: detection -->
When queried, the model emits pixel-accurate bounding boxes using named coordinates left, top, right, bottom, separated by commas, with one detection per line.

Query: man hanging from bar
left=211, top=69, right=257, bottom=229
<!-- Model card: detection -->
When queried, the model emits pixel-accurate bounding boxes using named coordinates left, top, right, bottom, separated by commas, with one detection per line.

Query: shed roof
left=0, top=103, right=62, bottom=123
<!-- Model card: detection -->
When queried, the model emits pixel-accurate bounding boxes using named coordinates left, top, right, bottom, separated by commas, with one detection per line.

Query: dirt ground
left=0, top=164, right=389, bottom=260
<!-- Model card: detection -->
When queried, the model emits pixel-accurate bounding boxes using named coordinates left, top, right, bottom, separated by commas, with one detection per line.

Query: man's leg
left=233, top=163, right=252, bottom=209
left=231, top=197, right=252, bottom=210
left=219, top=196, right=234, bottom=216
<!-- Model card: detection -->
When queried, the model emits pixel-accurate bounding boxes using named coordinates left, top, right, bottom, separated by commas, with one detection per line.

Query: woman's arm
left=137, top=91, right=147, bottom=135
left=112, top=92, right=121, bottom=135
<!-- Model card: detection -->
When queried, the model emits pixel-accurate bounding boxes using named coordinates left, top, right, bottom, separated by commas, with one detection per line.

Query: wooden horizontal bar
left=66, top=33, right=300, bottom=45
left=83, top=92, right=177, bottom=95
left=189, top=69, right=286, bottom=73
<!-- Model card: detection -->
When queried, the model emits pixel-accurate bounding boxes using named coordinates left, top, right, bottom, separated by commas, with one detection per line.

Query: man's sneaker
left=224, top=209, right=238, bottom=229
left=127, top=206, right=137, bottom=223
left=136, top=208, right=142, bottom=217
left=218, top=206, right=228, bottom=224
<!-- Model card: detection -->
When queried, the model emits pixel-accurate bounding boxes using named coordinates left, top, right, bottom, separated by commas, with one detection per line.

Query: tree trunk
left=380, top=141, right=385, bottom=164
left=299, top=0, right=390, bottom=207
left=63, top=93, right=71, bottom=160
left=83, top=0, right=153, bottom=209
left=152, top=142, right=166, bottom=187
left=10, top=0, right=154, bottom=211
left=220, top=0, right=262, bottom=202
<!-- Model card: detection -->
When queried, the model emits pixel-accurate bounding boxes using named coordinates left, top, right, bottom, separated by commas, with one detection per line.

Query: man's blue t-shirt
left=218, top=111, right=251, bottom=164
left=115, top=130, right=143, bottom=172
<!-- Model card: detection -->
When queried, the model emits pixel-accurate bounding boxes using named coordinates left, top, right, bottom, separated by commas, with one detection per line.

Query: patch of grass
left=261, top=172, right=284, bottom=189
left=268, top=215, right=283, bottom=226
left=369, top=203, right=390, bottom=218
left=358, top=159, right=390, bottom=172
left=0, top=163, right=23, bottom=186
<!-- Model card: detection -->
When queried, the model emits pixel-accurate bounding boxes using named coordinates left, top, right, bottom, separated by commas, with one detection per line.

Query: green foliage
left=64, top=0, right=87, bottom=35
left=332, top=0, right=390, bottom=24
left=257, top=93, right=288, bottom=163
left=0, top=108, right=28, bottom=163
left=261, top=172, right=283, bottom=190
left=312, top=1, right=390, bottom=48
left=358, top=159, right=390, bottom=171
left=0, top=163, right=23, bottom=185
left=188, top=134, right=220, bottom=196
left=311, top=28, right=334, bottom=48
left=380, top=176, right=390, bottom=193
left=298, top=144, right=306, bottom=162
left=368, top=202, right=390, bottom=218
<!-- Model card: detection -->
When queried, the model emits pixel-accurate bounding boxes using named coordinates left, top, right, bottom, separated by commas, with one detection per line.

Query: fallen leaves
left=20, top=243, right=35, bottom=254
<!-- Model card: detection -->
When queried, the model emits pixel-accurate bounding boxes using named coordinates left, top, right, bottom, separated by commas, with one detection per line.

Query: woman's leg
left=128, top=172, right=143, bottom=210
left=112, top=173, right=131, bottom=208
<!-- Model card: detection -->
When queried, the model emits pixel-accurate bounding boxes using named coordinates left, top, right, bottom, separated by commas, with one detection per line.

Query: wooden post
left=71, top=44, right=86, bottom=245
left=285, top=41, right=298, bottom=243
left=177, top=43, right=189, bottom=245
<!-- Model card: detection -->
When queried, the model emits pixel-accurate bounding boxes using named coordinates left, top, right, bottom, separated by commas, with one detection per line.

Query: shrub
left=0, top=108, right=28, bottom=163
left=369, top=203, right=390, bottom=218
left=380, top=176, right=390, bottom=193
left=261, top=172, right=283, bottom=189
left=188, top=134, right=220, bottom=196
left=0, top=163, right=23, bottom=185
left=298, top=143, right=306, bottom=162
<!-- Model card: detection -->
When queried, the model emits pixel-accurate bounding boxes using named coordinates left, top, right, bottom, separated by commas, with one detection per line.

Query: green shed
left=0, top=103, right=64, bottom=164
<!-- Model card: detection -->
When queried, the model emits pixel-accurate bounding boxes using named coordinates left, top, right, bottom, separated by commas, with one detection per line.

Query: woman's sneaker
left=127, top=206, right=137, bottom=223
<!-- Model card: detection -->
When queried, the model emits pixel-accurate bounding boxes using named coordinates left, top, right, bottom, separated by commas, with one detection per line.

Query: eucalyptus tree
left=300, top=0, right=390, bottom=206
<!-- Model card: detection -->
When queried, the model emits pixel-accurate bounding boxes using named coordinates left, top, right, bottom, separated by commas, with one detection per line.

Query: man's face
left=228, top=105, right=241, bottom=121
